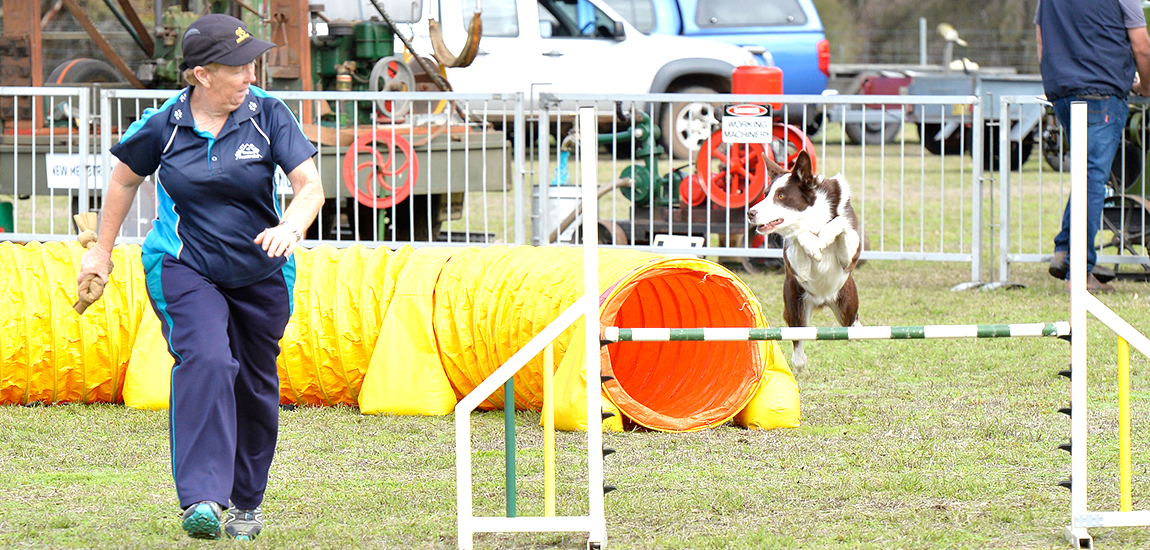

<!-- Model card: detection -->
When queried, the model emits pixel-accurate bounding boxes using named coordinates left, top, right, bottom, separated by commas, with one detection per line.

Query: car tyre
left=662, top=85, right=721, bottom=161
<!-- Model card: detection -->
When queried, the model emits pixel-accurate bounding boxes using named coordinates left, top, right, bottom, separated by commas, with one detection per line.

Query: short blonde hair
left=182, top=62, right=222, bottom=86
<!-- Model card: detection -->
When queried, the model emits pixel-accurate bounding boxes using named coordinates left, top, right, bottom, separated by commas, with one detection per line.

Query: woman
left=77, top=13, right=324, bottom=540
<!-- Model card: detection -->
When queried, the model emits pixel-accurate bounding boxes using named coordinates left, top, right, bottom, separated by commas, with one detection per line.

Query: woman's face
left=205, top=61, right=256, bottom=112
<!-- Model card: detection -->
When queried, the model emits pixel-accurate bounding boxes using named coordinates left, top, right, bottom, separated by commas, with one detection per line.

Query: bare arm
left=77, top=161, right=146, bottom=285
left=1130, top=26, right=1150, bottom=96
left=1036, top=24, right=1043, bottom=62
left=254, top=157, right=325, bottom=257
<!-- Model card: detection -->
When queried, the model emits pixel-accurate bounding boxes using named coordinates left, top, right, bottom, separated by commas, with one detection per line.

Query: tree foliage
left=813, top=0, right=1040, bottom=70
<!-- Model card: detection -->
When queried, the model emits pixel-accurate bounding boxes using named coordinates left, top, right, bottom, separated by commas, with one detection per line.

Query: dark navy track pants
left=143, top=253, right=293, bottom=510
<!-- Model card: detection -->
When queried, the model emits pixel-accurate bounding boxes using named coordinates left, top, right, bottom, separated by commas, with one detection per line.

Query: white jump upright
left=455, top=106, right=605, bottom=550
left=1063, top=102, right=1150, bottom=549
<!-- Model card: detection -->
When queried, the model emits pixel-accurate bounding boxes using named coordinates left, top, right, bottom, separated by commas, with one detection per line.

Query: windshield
left=600, top=0, right=655, bottom=33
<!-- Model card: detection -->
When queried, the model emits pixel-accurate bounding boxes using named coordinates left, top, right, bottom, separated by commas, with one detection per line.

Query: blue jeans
left=1051, top=95, right=1127, bottom=276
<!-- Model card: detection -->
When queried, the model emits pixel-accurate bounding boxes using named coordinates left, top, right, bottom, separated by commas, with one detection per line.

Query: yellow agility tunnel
left=0, top=241, right=799, bottom=432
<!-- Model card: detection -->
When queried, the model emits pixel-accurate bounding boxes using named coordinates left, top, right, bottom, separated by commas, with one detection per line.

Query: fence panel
left=535, top=92, right=985, bottom=281
left=0, top=86, right=91, bottom=241
left=1000, top=95, right=1150, bottom=284
left=99, top=89, right=524, bottom=248
left=2, top=85, right=1005, bottom=289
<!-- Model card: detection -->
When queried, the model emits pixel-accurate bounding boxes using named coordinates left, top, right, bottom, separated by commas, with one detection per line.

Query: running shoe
left=224, top=507, right=264, bottom=541
left=181, top=501, right=224, bottom=540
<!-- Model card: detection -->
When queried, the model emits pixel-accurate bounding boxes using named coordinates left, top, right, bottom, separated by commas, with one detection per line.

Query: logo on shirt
left=235, top=143, right=262, bottom=160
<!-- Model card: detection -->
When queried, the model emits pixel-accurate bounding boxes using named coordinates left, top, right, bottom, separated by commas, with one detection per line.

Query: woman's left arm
left=254, top=158, right=325, bottom=257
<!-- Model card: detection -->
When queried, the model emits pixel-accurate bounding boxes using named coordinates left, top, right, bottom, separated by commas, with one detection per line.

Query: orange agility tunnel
left=0, top=241, right=799, bottom=432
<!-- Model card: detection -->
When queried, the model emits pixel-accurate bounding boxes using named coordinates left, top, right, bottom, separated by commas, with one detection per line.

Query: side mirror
left=613, top=20, right=625, bottom=41
left=540, top=20, right=554, bottom=38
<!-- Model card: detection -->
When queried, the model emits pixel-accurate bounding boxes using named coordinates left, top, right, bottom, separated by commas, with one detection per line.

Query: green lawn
left=2, top=259, right=1150, bottom=549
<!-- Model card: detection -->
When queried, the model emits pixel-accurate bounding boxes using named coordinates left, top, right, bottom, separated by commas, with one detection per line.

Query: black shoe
left=1065, top=273, right=1115, bottom=294
left=1049, top=251, right=1116, bottom=283
left=1048, top=251, right=1068, bottom=279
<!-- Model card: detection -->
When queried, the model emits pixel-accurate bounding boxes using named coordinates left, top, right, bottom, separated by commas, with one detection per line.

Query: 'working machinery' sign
left=721, top=104, right=773, bottom=144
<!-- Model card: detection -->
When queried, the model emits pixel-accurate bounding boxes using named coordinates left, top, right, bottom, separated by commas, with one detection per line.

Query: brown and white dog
left=747, top=150, right=861, bottom=371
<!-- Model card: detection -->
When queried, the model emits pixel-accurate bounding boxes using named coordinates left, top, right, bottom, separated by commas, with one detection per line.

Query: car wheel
left=920, top=122, right=968, bottom=156
left=844, top=119, right=901, bottom=145
left=47, top=58, right=126, bottom=84
left=803, top=115, right=823, bottom=138
left=662, top=85, right=721, bottom=161
left=982, top=125, right=1034, bottom=171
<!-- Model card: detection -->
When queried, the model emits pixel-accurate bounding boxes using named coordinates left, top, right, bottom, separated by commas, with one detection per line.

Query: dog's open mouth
left=755, top=219, right=783, bottom=234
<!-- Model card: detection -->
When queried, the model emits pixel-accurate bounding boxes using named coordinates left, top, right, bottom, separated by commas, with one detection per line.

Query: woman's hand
left=255, top=220, right=301, bottom=258
left=77, top=245, right=113, bottom=286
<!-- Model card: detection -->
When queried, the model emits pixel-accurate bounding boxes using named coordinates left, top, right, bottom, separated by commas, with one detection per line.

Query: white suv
left=385, top=0, right=763, bottom=155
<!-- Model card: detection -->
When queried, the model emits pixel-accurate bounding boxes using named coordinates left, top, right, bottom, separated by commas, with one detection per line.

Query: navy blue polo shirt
left=1035, top=0, right=1146, bottom=101
left=111, top=86, right=317, bottom=288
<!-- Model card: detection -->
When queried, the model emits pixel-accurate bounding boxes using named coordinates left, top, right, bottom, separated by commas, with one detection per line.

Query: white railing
left=11, top=85, right=1133, bottom=290
left=0, top=86, right=91, bottom=241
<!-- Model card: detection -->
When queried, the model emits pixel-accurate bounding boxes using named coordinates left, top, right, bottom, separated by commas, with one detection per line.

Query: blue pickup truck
left=603, top=0, right=829, bottom=138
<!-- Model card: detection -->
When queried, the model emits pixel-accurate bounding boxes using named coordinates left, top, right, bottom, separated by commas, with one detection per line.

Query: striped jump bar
left=602, top=322, right=1070, bottom=343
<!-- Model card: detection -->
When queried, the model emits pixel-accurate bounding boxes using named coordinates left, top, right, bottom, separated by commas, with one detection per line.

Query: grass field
left=2, top=117, right=1150, bottom=548
left=2, top=258, right=1150, bottom=549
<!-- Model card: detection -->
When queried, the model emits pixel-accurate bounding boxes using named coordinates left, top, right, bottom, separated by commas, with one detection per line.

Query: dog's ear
left=793, top=150, right=814, bottom=182
left=764, top=153, right=786, bottom=181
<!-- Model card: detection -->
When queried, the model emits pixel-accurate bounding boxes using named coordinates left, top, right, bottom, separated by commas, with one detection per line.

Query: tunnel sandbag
left=0, top=241, right=146, bottom=405
left=279, top=245, right=415, bottom=407
left=358, top=247, right=460, bottom=416
left=734, top=339, right=800, bottom=429
left=122, top=308, right=173, bottom=410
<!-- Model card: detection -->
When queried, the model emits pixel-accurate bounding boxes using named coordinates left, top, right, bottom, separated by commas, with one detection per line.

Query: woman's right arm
left=77, top=162, right=146, bottom=285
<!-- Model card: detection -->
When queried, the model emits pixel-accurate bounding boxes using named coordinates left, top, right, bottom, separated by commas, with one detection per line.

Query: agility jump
left=455, top=103, right=1150, bottom=550
left=603, top=322, right=1069, bottom=343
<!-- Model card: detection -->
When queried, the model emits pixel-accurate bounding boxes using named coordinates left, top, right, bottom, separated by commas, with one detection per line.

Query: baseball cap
left=179, top=14, right=276, bottom=71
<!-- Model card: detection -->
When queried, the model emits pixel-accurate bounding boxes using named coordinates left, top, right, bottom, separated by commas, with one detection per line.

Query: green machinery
left=614, top=109, right=683, bottom=208
left=553, top=105, right=684, bottom=208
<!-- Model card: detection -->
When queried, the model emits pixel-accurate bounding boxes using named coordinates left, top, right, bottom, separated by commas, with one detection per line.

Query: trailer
left=825, top=67, right=1046, bottom=170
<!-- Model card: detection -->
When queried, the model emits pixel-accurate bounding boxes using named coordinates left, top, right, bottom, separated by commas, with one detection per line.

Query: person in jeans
left=77, top=14, right=323, bottom=540
left=1035, top=0, right=1150, bottom=293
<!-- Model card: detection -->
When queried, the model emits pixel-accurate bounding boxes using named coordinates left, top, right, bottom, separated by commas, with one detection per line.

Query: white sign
left=721, top=103, right=773, bottom=144
left=274, top=166, right=293, bottom=195
left=45, top=153, right=107, bottom=190
left=47, top=153, right=294, bottom=195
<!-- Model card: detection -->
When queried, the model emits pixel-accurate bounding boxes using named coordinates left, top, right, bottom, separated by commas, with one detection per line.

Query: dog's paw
left=795, top=233, right=823, bottom=261
left=791, top=343, right=807, bottom=373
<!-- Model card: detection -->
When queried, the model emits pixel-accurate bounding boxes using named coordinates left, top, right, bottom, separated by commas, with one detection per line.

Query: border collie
left=747, top=150, right=862, bottom=371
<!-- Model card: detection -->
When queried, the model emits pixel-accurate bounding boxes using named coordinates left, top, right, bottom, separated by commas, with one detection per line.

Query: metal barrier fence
left=996, top=95, right=1150, bottom=286
left=16, top=85, right=1122, bottom=288
left=0, top=86, right=92, bottom=241
left=536, top=92, right=986, bottom=283
left=98, top=89, right=526, bottom=247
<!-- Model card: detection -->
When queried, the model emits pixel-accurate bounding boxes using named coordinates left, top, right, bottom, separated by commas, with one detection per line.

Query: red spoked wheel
left=694, top=130, right=768, bottom=209
left=342, top=130, right=418, bottom=209
left=678, top=174, right=707, bottom=207
left=770, top=123, right=818, bottom=172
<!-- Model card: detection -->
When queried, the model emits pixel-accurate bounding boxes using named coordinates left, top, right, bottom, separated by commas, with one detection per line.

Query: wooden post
left=0, top=0, right=44, bottom=131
